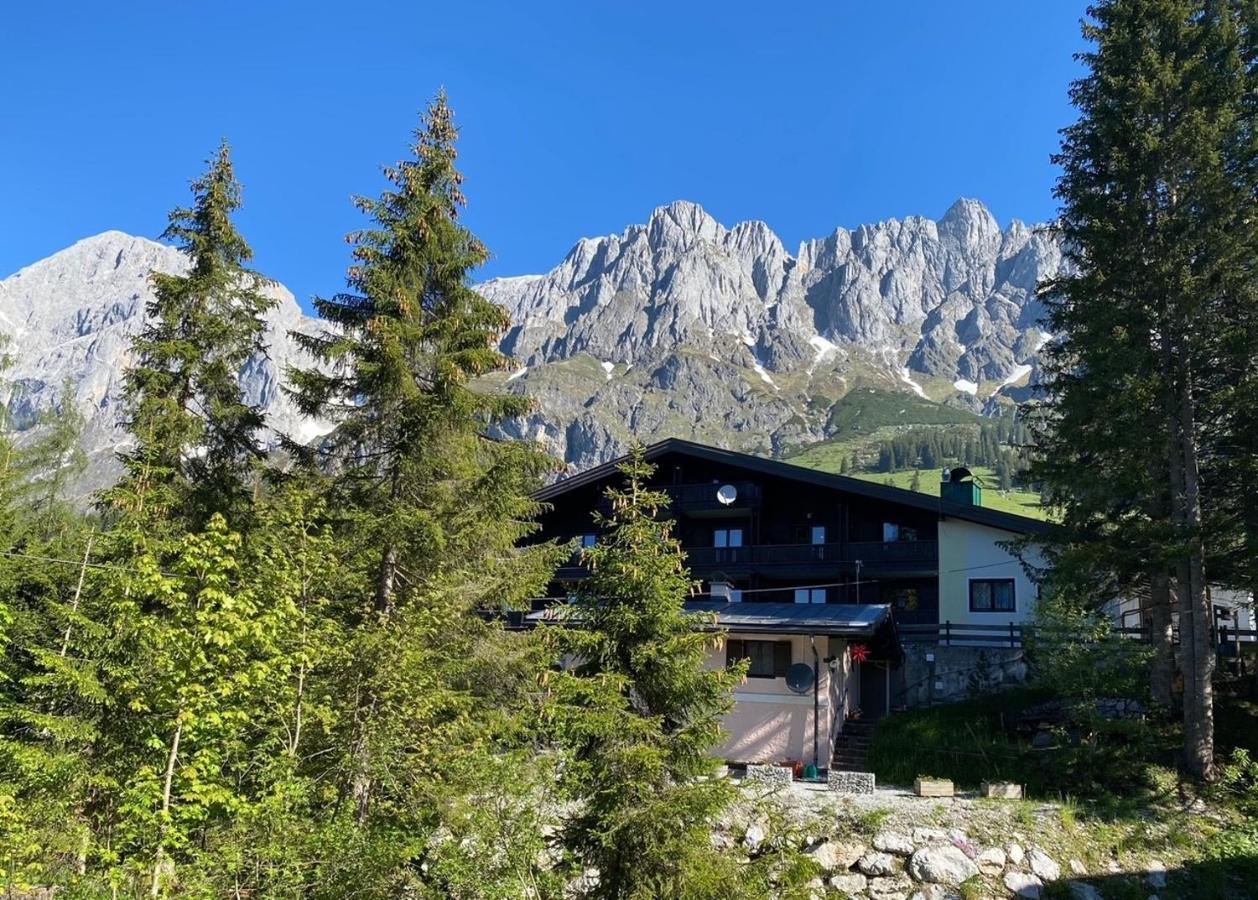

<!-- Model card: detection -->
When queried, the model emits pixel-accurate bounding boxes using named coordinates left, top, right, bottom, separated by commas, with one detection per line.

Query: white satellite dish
left=716, top=484, right=738, bottom=506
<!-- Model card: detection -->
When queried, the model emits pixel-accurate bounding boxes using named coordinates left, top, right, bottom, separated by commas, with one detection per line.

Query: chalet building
left=528, top=438, right=1052, bottom=772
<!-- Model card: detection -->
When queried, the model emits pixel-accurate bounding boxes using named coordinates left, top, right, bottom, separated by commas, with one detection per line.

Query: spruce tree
left=549, top=450, right=754, bottom=898
left=285, top=89, right=563, bottom=862
left=1035, top=0, right=1258, bottom=777
left=106, top=140, right=275, bottom=531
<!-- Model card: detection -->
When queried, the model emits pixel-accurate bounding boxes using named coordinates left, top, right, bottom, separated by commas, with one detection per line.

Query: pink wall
left=708, top=633, right=848, bottom=767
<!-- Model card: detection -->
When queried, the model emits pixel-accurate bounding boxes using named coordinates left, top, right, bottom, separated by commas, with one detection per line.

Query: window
left=579, top=533, right=597, bottom=548
left=726, top=639, right=791, bottom=678
left=882, top=522, right=899, bottom=542
left=713, top=528, right=743, bottom=548
left=810, top=525, right=826, bottom=545
left=887, top=587, right=919, bottom=612
left=969, top=579, right=1016, bottom=612
left=794, top=587, right=826, bottom=604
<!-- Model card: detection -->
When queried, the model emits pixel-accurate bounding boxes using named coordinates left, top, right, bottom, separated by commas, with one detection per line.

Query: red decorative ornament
left=849, top=643, right=870, bottom=664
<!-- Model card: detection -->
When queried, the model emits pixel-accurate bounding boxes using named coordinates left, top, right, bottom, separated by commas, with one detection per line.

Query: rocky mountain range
left=0, top=198, right=1061, bottom=493
left=0, top=231, right=325, bottom=494
left=481, top=198, right=1061, bottom=471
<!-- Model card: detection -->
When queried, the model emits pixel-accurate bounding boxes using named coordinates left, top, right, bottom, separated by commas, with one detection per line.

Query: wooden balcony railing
left=683, top=540, right=938, bottom=569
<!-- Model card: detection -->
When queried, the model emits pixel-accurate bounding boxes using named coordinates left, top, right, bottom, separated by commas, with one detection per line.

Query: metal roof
left=683, top=601, right=892, bottom=636
left=524, top=600, right=891, bottom=636
left=534, top=437, right=1053, bottom=536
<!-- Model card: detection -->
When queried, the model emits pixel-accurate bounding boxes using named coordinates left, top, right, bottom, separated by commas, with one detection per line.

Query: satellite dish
left=785, top=662, right=815, bottom=694
left=716, top=484, right=738, bottom=506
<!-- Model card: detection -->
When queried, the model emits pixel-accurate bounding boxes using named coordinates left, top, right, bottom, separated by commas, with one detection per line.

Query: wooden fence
left=898, top=621, right=1258, bottom=650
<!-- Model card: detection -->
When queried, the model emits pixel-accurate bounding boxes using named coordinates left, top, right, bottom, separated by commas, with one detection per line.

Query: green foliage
left=104, top=141, right=275, bottom=532
left=1026, top=588, right=1155, bottom=704
left=548, top=449, right=759, bottom=898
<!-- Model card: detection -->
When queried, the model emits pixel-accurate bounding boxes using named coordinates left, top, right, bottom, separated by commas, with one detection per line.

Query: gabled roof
left=535, top=437, right=1053, bottom=536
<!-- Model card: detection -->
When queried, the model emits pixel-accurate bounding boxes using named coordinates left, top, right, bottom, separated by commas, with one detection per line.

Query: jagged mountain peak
left=483, top=201, right=1062, bottom=469
left=0, top=230, right=325, bottom=497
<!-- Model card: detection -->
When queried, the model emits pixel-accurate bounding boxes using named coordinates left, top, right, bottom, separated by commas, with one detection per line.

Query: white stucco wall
left=707, top=633, right=842, bottom=768
left=937, top=518, right=1044, bottom=628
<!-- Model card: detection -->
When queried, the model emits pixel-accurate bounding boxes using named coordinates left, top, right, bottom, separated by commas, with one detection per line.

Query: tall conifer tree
left=1036, top=0, right=1258, bottom=777
left=106, top=141, right=275, bottom=530
left=286, top=90, right=562, bottom=855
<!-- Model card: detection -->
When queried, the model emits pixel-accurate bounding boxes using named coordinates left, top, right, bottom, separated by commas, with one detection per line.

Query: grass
left=865, top=688, right=1258, bottom=896
left=850, top=466, right=1050, bottom=520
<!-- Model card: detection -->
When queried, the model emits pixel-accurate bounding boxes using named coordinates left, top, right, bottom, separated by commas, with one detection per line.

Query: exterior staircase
left=831, top=720, right=877, bottom=772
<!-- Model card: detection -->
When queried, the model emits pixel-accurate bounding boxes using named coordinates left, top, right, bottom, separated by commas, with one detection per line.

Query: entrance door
left=858, top=661, right=889, bottom=720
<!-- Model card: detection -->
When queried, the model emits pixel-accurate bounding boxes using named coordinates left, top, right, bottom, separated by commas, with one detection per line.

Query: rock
left=873, top=831, right=916, bottom=856
left=808, top=839, right=866, bottom=872
left=477, top=199, right=1065, bottom=469
left=742, top=822, right=766, bottom=851
left=1005, top=842, right=1025, bottom=865
left=913, top=827, right=949, bottom=845
left=976, top=847, right=1007, bottom=875
left=1003, top=871, right=1044, bottom=898
left=829, top=872, right=868, bottom=894
left=868, top=874, right=914, bottom=900
left=1067, top=882, right=1103, bottom=900
left=907, top=845, right=980, bottom=885
left=909, top=887, right=962, bottom=900
left=1145, top=860, right=1167, bottom=889
left=1028, top=848, right=1061, bottom=882
left=858, top=851, right=901, bottom=877
left=0, top=232, right=329, bottom=497
left=1069, top=858, right=1087, bottom=875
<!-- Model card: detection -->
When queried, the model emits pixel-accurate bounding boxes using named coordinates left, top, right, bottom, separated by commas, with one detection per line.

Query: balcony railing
left=660, top=480, right=762, bottom=511
left=683, top=540, right=938, bottom=569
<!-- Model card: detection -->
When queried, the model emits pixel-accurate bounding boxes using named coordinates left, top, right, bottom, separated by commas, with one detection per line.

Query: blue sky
left=1, top=2, right=1085, bottom=311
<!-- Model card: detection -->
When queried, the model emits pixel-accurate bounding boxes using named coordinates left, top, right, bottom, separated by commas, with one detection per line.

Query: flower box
left=914, top=776, right=955, bottom=797
left=981, top=781, right=1023, bottom=799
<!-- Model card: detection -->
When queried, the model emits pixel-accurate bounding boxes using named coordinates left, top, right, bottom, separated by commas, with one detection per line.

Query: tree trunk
left=1176, top=375, right=1215, bottom=779
left=60, top=530, right=95, bottom=657
left=1148, top=570, right=1176, bottom=709
left=375, top=542, right=397, bottom=615
left=151, top=719, right=183, bottom=897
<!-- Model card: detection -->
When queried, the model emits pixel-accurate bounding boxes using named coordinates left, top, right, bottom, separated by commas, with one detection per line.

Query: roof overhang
left=534, top=438, right=1054, bottom=536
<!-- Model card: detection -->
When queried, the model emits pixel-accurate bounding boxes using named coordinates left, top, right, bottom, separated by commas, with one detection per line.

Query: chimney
left=941, top=466, right=982, bottom=507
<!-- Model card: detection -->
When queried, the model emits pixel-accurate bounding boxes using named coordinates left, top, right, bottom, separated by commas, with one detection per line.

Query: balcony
left=661, top=480, right=762, bottom=516
left=552, top=540, right=938, bottom=583
left=683, top=540, right=938, bottom=575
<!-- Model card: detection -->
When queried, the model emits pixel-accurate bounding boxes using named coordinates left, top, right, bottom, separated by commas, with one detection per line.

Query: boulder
left=1005, top=842, right=1026, bottom=865
left=1145, top=860, right=1167, bottom=888
left=829, top=872, right=868, bottom=894
left=907, top=845, right=980, bottom=886
left=858, top=851, right=901, bottom=877
left=868, top=874, right=914, bottom=900
left=1069, top=859, right=1087, bottom=876
left=1028, top=848, right=1061, bottom=882
left=909, top=887, right=962, bottom=900
left=913, top=827, right=949, bottom=845
left=808, top=839, right=866, bottom=872
left=1004, top=871, right=1044, bottom=898
left=742, top=822, right=766, bottom=851
left=873, top=831, right=916, bottom=856
left=976, top=847, right=1007, bottom=875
